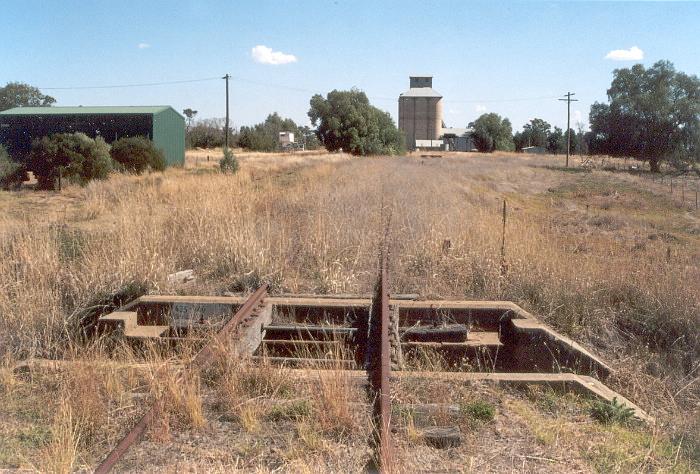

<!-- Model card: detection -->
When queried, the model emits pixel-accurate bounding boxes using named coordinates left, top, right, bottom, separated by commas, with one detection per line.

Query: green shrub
left=187, top=119, right=225, bottom=149
left=27, top=133, right=112, bottom=189
left=220, top=149, right=239, bottom=174
left=0, top=144, right=27, bottom=190
left=110, top=136, right=166, bottom=174
left=590, top=397, right=635, bottom=425
left=460, top=400, right=496, bottom=422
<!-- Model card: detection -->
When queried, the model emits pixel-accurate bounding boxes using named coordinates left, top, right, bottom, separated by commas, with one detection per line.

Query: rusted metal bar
left=377, top=254, right=394, bottom=470
left=368, top=253, right=394, bottom=471
left=94, top=284, right=268, bottom=474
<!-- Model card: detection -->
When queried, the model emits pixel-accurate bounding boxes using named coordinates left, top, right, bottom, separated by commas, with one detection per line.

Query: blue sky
left=2, top=1, right=699, bottom=131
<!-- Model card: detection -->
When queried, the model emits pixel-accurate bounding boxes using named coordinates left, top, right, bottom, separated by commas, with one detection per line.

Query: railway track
left=89, top=254, right=652, bottom=471
left=94, top=284, right=269, bottom=474
left=366, top=250, right=395, bottom=470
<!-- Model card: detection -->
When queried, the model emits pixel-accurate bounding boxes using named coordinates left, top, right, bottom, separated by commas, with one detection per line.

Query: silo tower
left=398, top=76, right=443, bottom=150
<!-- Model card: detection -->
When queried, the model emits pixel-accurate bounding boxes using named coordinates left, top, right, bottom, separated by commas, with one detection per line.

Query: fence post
left=682, top=184, right=685, bottom=205
left=500, top=199, right=507, bottom=276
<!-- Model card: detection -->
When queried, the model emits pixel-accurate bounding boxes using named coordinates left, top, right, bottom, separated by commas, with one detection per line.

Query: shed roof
left=0, top=106, right=175, bottom=116
left=399, top=88, right=442, bottom=98
left=441, top=127, right=473, bottom=137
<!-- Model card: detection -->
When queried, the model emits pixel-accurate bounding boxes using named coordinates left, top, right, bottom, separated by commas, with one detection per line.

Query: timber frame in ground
left=41, top=283, right=649, bottom=472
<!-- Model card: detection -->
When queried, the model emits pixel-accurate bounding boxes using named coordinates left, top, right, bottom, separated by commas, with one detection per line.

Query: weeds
left=266, top=400, right=312, bottom=421
left=590, top=397, right=636, bottom=426
left=460, top=400, right=496, bottom=423
left=40, top=401, right=80, bottom=473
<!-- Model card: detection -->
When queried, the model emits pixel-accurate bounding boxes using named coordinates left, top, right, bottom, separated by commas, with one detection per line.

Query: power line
left=37, top=76, right=563, bottom=104
left=39, top=77, right=221, bottom=90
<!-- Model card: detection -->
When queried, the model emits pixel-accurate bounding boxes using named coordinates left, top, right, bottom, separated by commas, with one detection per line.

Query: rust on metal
left=367, top=251, right=394, bottom=471
left=94, top=284, right=269, bottom=474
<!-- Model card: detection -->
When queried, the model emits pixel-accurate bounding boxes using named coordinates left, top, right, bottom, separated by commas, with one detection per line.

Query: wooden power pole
left=558, top=92, right=578, bottom=168
left=223, top=74, right=230, bottom=151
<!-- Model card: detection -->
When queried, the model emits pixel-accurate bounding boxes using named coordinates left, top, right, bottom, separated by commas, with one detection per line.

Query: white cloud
left=137, top=43, right=151, bottom=49
left=605, top=46, right=644, bottom=61
left=251, top=45, right=298, bottom=65
left=475, top=104, right=487, bottom=113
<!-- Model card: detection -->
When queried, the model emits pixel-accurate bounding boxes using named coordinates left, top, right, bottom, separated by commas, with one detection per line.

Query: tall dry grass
left=0, top=153, right=698, bottom=457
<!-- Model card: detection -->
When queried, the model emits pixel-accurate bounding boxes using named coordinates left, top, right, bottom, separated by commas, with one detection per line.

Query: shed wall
left=152, top=108, right=185, bottom=166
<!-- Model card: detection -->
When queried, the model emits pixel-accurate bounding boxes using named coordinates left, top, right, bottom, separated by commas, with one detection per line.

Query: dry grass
left=0, top=151, right=698, bottom=470
left=41, top=400, right=80, bottom=474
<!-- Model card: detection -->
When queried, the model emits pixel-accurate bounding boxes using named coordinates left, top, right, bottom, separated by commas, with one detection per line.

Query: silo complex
left=398, top=76, right=443, bottom=150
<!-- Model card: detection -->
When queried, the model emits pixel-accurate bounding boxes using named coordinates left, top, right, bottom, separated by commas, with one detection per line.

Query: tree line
left=184, top=89, right=403, bottom=155
left=185, top=113, right=320, bottom=151
left=2, top=58, right=699, bottom=173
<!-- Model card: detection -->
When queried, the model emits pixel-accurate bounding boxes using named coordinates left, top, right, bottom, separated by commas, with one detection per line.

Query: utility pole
left=223, top=74, right=230, bottom=151
left=558, top=92, right=578, bottom=168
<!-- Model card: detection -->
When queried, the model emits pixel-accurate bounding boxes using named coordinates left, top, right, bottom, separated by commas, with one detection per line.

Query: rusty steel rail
left=368, top=253, right=395, bottom=471
left=95, top=284, right=269, bottom=474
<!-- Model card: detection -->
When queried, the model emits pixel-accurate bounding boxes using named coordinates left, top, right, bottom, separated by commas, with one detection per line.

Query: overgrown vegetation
left=469, top=113, right=514, bottom=152
left=1, top=132, right=169, bottom=190
left=186, top=118, right=228, bottom=149
left=513, top=118, right=579, bottom=154
left=0, top=152, right=697, bottom=470
left=0, top=144, right=26, bottom=190
left=237, top=112, right=300, bottom=152
left=590, top=397, right=636, bottom=425
left=110, top=136, right=166, bottom=174
left=460, top=400, right=496, bottom=422
left=308, top=88, right=405, bottom=155
left=589, top=60, right=700, bottom=172
left=27, top=132, right=112, bottom=189
left=219, top=148, right=239, bottom=173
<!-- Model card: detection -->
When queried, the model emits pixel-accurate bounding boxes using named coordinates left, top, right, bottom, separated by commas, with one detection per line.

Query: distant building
left=278, top=131, right=295, bottom=148
left=441, top=127, right=474, bottom=152
left=0, top=106, right=185, bottom=166
left=399, top=76, right=443, bottom=150
left=398, top=76, right=475, bottom=152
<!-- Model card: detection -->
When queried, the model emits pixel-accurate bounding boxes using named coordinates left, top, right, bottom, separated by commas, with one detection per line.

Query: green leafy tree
left=0, top=82, right=56, bottom=111
left=187, top=118, right=227, bottom=149
left=308, top=88, right=404, bottom=155
left=514, top=119, right=551, bottom=151
left=523, top=118, right=551, bottom=148
left=110, top=136, right=166, bottom=174
left=469, top=113, right=515, bottom=152
left=27, top=133, right=112, bottom=189
left=182, top=108, right=198, bottom=132
left=298, top=125, right=321, bottom=150
left=547, top=126, right=566, bottom=154
left=237, top=113, right=299, bottom=152
left=182, top=108, right=197, bottom=148
left=589, top=60, right=700, bottom=172
left=0, top=144, right=27, bottom=190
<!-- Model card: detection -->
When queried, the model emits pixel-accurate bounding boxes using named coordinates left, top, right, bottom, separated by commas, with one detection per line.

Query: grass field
left=0, top=151, right=698, bottom=471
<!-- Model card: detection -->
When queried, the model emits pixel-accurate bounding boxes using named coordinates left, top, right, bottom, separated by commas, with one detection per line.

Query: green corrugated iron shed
left=0, top=106, right=185, bottom=166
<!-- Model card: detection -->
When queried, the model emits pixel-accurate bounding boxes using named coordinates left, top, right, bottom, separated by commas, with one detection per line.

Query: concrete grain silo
left=398, top=76, right=443, bottom=150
